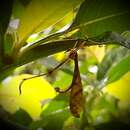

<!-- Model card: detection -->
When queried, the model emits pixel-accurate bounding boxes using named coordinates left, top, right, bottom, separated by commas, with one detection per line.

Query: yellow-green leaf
left=86, top=46, right=105, bottom=62
left=17, top=0, right=84, bottom=43
left=0, top=74, right=56, bottom=120
left=104, top=71, right=130, bottom=102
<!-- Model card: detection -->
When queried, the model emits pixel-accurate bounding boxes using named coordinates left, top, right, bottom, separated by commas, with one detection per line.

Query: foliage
left=0, top=74, right=56, bottom=120
left=0, top=0, right=130, bottom=130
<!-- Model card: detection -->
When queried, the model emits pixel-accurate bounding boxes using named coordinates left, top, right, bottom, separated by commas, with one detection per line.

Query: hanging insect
left=19, top=40, right=86, bottom=117
left=55, top=50, right=83, bottom=117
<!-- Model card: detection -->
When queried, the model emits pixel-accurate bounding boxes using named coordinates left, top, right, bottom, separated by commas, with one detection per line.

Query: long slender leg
left=19, top=58, right=70, bottom=94
left=55, top=85, right=72, bottom=93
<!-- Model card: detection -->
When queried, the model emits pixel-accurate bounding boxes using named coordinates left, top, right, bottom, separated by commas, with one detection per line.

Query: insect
left=55, top=49, right=83, bottom=117
left=19, top=40, right=86, bottom=117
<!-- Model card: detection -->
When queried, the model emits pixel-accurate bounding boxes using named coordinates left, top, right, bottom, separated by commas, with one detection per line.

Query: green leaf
left=16, top=39, right=78, bottom=66
left=53, top=70, right=73, bottom=89
left=41, top=94, right=69, bottom=115
left=96, top=31, right=130, bottom=80
left=50, top=11, right=74, bottom=33
left=12, top=0, right=26, bottom=19
left=0, top=74, right=56, bottom=119
left=4, top=30, right=16, bottom=55
left=30, top=109, right=70, bottom=130
left=10, top=109, right=32, bottom=126
left=91, top=31, right=130, bottom=46
left=105, top=71, right=130, bottom=101
left=97, top=47, right=130, bottom=80
left=17, top=0, right=84, bottom=44
left=70, top=0, right=130, bottom=37
left=107, top=54, right=130, bottom=84
left=122, top=31, right=130, bottom=43
left=30, top=94, right=70, bottom=130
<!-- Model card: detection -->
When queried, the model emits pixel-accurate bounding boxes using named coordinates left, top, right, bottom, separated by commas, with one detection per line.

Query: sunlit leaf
left=54, top=51, right=66, bottom=62
left=37, top=10, right=74, bottom=34
left=104, top=71, right=130, bottom=102
left=107, top=54, right=130, bottom=84
left=0, top=74, right=56, bottom=120
left=87, top=46, right=105, bottom=62
left=16, top=0, right=84, bottom=43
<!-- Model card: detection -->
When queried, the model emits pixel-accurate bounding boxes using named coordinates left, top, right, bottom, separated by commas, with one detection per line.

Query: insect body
left=69, top=51, right=83, bottom=117
left=55, top=47, right=83, bottom=117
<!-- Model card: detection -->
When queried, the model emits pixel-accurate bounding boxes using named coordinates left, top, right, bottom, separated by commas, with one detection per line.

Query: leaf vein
left=80, top=10, right=130, bottom=27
